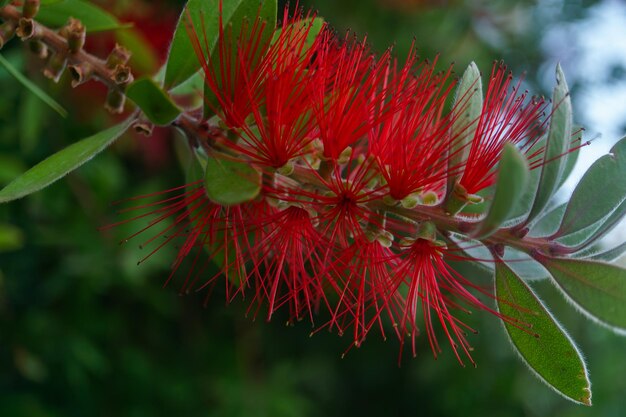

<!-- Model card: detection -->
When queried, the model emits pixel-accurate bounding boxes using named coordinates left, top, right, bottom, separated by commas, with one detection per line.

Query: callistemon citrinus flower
left=457, top=62, right=550, bottom=195
left=115, top=1, right=556, bottom=363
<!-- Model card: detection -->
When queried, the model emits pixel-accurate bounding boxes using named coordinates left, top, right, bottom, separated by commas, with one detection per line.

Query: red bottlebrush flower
left=308, top=31, right=389, bottom=160
left=322, top=237, right=399, bottom=348
left=246, top=206, right=331, bottom=323
left=187, top=1, right=271, bottom=128
left=189, top=4, right=321, bottom=169
left=458, top=62, right=550, bottom=194
left=390, top=238, right=504, bottom=364
left=369, top=50, right=459, bottom=200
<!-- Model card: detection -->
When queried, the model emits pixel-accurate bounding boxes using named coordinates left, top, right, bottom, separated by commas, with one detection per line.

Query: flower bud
left=105, top=88, right=126, bottom=114
left=112, top=64, right=133, bottom=86
left=28, top=39, right=48, bottom=59
left=43, top=52, right=67, bottom=83
left=105, top=44, right=131, bottom=69
left=0, top=21, right=17, bottom=50
left=23, top=0, right=41, bottom=19
left=60, top=18, right=85, bottom=54
left=67, top=62, right=93, bottom=87
left=16, top=18, right=41, bottom=40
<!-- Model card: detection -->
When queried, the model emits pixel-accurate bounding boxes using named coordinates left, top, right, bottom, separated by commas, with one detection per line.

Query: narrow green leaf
left=574, top=241, right=626, bottom=262
left=557, top=126, right=583, bottom=191
left=527, top=64, right=572, bottom=222
left=0, top=54, right=67, bottom=118
left=448, top=62, right=482, bottom=190
left=204, top=155, right=261, bottom=206
left=0, top=0, right=10, bottom=7
left=165, top=0, right=277, bottom=89
left=37, top=0, right=128, bottom=32
left=473, top=144, right=529, bottom=238
left=126, top=77, right=181, bottom=126
left=0, top=118, right=133, bottom=203
left=555, top=135, right=626, bottom=240
left=504, top=247, right=550, bottom=282
left=540, top=257, right=626, bottom=333
left=529, top=203, right=566, bottom=237
left=495, top=262, right=591, bottom=405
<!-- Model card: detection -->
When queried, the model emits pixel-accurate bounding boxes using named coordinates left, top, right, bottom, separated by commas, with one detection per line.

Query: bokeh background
left=1, top=0, right=625, bottom=415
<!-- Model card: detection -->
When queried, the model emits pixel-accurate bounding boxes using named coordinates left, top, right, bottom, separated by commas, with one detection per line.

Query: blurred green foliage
left=1, top=0, right=624, bottom=416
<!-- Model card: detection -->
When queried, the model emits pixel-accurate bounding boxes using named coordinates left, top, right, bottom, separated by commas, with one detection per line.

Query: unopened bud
left=43, top=52, right=67, bottom=82
left=112, top=64, right=133, bottom=85
left=67, top=62, right=93, bottom=87
left=61, top=18, right=85, bottom=54
left=0, top=21, right=17, bottom=49
left=16, top=18, right=41, bottom=40
left=400, top=193, right=420, bottom=209
left=28, top=39, right=48, bottom=59
left=105, top=44, right=131, bottom=69
left=23, top=0, right=41, bottom=19
left=132, top=121, right=154, bottom=137
left=105, top=88, right=126, bottom=114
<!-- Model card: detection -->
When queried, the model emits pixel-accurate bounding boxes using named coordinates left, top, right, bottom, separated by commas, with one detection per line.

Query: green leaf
left=503, top=247, right=550, bottom=282
left=448, top=62, right=482, bottom=190
left=37, top=0, right=128, bottom=33
left=540, top=257, right=626, bottom=333
left=554, top=135, right=626, bottom=240
left=529, top=203, right=566, bottom=237
left=473, top=144, right=529, bottom=238
left=204, top=155, right=261, bottom=206
left=527, top=64, right=572, bottom=222
left=0, top=0, right=10, bottom=7
left=0, top=118, right=134, bottom=203
left=0, top=54, right=67, bottom=118
left=495, top=262, right=591, bottom=405
left=164, top=0, right=277, bottom=89
left=126, top=77, right=182, bottom=126
left=557, top=126, right=583, bottom=191
left=574, top=240, right=626, bottom=262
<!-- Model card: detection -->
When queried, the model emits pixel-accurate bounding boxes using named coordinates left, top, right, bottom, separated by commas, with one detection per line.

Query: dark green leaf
left=562, top=197, right=626, bottom=249
left=527, top=64, right=572, bottom=222
left=573, top=240, right=626, bottom=262
left=37, top=0, right=128, bottom=32
left=448, top=62, right=482, bottom=190
left=554, top=135, right=626, bottom=240
left=0, top=118, right=133, bottom=203
left=165, top=0, right=277, bottom=89
left=0, top=54, right=67, bottom=118
left=126, top=77, right=181, bottom=126
left=495, top=262, right=591, bottom=405
left=473, top=144, right=529, bottom=238
left=540, top=257, right=626, bottom=333
left=204, top=155, right=261, bottom=206
left=270, top=17, right=325, bottom=49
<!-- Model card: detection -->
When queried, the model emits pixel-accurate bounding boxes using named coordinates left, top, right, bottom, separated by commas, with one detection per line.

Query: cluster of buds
left=110, top=2, right=572, bottom=365
left=0, top=1, right=132, bottom=113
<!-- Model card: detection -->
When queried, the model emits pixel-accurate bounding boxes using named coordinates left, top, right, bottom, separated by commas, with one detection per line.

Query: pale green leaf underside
left=555, top=135, right=626, bottom=240
left=527, top=64, right=572, bottom=222
left=0, top=117, right=134, bottom=203
left=540, top=257, right=626, bottom=333
left=495, top=262, right=591, bottom=405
